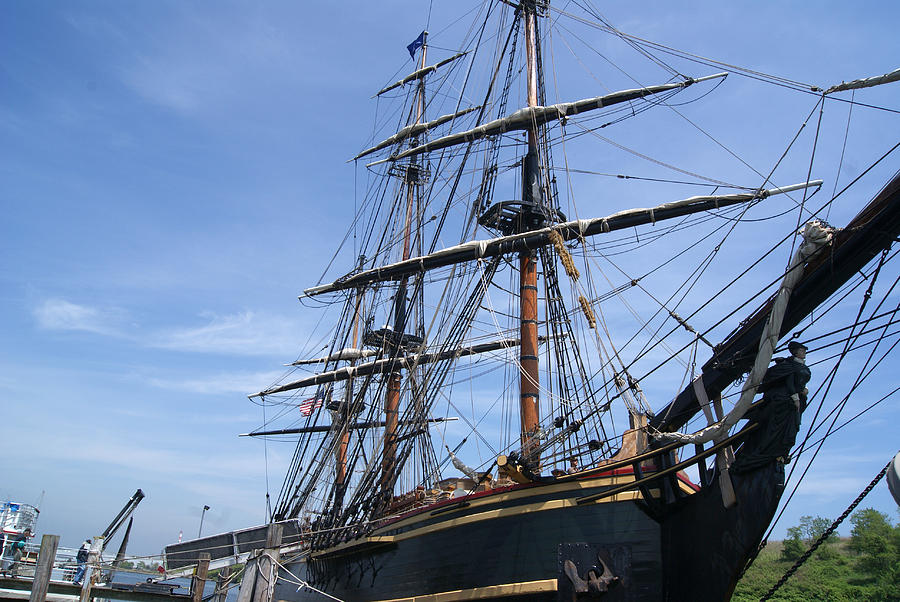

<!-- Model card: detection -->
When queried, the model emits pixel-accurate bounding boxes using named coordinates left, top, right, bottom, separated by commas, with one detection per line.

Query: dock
left=0, top=577, right=191, bottom=602
left=0, top=535, right=216, bottom=602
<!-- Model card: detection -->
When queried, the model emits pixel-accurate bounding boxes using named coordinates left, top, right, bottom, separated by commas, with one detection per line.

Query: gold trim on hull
left=370, top=578, right=558, bottom=601
left=310, top=469, right=688, bottom=559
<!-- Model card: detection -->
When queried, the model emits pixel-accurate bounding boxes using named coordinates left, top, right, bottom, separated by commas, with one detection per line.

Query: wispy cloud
left=119, top=12, right=295, bottom=116
left=150, top=311, right=304, bottom=357
left=144, top=369, right=287, bottom=396
left=33, top=298, right=126, bottom=336
left=33, top=299, right=306, bottom=358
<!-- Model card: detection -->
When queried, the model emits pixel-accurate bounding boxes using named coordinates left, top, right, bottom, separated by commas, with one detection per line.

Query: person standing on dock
left=1, top=529, right=32, bottom=577
left=73, top=538, right=91, bottom=585
left=8, top=541, right=26, bottom=577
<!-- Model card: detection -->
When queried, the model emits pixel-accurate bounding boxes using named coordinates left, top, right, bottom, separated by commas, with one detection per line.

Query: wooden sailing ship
left=192, top=2, right=900, bottom=600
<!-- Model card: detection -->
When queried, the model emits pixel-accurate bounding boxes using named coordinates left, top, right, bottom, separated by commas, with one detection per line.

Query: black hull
left=275, top=459, right=783, bottom=601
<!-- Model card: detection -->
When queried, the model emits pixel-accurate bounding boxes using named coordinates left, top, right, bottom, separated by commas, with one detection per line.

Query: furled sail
left=252, top=337, right=528, bottom=397
left=289, top=348, right=376, bottom=366
left=380, top=72, right=727, bottom=163
left=375, top=51, right=469, bottom=96
left=351, top=106, right=480, bottom=161
left=825, top=67, right=900, bottom=94
left=302, top=181, right=821, bottom=297
left=241, top=417, right=457, bottom=437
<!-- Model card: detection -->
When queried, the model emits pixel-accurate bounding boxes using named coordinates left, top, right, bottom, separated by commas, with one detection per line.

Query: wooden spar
left=190, top=553, right=210, bottom=602
left=374, top=51, right=468, bottom=97
left=300, top=181, right=820, bottom=298
left=351, top=107, right=479, bottom=161
left=252, top=337, right=530, bottom=397
left=651, top=172, right=900, bottom=434
left=519, top=1, right=542, bottom=464
left=241, top=417, right=457, bottom=437
left=378, top=73, right=727, bottom=165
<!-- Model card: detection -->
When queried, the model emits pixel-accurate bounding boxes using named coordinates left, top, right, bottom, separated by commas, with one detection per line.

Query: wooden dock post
left=236, top=523, right=283, bottom=602
left=29, top=534, right=60, bottom=602
left=253, top=524, right=282, bottom=602
left=190, top=553, right=210, bottom=602
left=79, top=536, right=104, bottom=602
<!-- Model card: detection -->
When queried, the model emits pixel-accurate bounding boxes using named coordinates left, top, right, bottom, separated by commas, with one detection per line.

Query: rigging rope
left=657, top=220, right=833, bottom=444
left=757, top=460, right=892, bottom=602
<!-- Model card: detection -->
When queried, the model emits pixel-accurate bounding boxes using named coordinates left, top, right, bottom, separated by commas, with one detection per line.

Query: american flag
left=299, top=386, right=327, bottom=416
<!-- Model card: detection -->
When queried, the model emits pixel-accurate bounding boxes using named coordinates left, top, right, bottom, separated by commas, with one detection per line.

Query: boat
left=167, top=2, right=900, bottom=600
left=0, top=500, right=38, bottom=578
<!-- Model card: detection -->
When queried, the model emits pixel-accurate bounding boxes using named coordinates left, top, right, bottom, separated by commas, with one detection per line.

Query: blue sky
left=2, top=1, right=898, bottom=558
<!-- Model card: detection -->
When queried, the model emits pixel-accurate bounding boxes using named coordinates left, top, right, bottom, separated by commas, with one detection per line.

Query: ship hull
left=275, top=449, right=785, bottom=601
left=278, top=470, right=675, bottom=601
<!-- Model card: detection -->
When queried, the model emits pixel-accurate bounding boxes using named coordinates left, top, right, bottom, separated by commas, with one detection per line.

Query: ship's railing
left=2, top=543, right=81, bottom=582
left=574, top=422, right=758, bottom=506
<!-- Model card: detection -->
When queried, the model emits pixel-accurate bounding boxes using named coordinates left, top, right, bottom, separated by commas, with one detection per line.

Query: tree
left=780, top=515, right=837, bottom=561
left=781, top=525, right=805, bottom=561
left=848, top=507, right=900, bottom=599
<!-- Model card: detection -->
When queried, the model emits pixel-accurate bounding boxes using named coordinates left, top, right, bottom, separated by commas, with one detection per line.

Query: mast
left=381, top=31, right=429, bottom=506
left=519, top=0, right=542, bottom=466
left=333, top=262, right=365, bottom=513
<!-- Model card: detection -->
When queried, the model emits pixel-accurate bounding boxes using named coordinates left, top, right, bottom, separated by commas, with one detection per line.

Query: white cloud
left=32, top=298, right=306, bottom=358
left=150, top=311, right=304, bottom=357
left=144, top=369, right=287, bottom=396
left=33, top=298, right=125, bottom=336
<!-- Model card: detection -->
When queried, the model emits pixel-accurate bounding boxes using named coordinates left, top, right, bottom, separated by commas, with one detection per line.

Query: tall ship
left=167, top=2, right=900, bottom=600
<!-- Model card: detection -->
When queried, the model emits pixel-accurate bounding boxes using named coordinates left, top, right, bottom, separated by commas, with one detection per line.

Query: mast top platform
left=478, top=200, right=566, bottom=236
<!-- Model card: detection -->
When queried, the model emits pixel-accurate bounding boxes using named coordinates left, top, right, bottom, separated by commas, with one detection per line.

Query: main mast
left=519, top=0, right=543, bottom=466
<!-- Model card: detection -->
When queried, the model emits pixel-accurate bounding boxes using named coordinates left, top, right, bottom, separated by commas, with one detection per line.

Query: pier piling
left=28, top=534, right=59, bottom=602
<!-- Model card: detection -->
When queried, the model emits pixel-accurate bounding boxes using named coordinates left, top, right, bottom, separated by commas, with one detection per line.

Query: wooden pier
left=0, top=535, right=203, bottom=602
left=0, top=577, right=192, bottom=602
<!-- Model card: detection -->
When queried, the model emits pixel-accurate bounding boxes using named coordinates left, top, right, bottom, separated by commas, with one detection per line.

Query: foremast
left=379, top=32, right=430, bottom=511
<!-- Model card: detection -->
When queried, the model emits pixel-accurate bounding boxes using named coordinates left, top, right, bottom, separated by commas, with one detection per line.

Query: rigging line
left=789, top=94, right=826, bottom=260
left=766, top=252, right=892, bottom=540
left=800, top=335, right=900, bottom=450
left=828, top=90, right=855, bottom=222
left=802, top=385, right=900, bottom=451
left=792, top=248, right=890, bottom=447
left=799, top=301, right=900, bottom=353
left=757, top=461, right=892, bottom=601
left=552, top=167, right=754, bottom=188
left=797, top=268, right=900, bottom=447
left=559, top=4, right=679, bottom=84
left=426, top=1, right=512, bottom=256
left=557, top=4, right=815, bottom=92
left=569, top=119, right=747, bottom=189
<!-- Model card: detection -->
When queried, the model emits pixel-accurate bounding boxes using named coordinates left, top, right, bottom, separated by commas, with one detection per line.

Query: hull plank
left=278, top=491, right=662, bottom=601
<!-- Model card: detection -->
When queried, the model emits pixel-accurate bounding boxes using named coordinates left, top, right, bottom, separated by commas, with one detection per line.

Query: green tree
left=781, top=524, right=805, bottom=561
left=848, top=507, right=900, bottom=600
left=780, top=515, right=838, bottom=561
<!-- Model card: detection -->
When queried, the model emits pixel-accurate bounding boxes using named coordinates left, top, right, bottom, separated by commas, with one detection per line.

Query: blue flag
left=407, top=31, right=426, bottom=60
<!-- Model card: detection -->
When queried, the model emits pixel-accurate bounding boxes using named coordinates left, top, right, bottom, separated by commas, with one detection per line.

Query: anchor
left=563, top=553, right=619, bottom=598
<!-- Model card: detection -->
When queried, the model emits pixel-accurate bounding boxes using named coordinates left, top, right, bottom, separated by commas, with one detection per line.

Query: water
left=100, top=570, right=239, bottom=602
